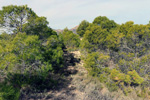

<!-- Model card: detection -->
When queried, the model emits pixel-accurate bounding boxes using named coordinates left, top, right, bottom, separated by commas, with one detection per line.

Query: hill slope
left=55, top=26, right=78, bottom=34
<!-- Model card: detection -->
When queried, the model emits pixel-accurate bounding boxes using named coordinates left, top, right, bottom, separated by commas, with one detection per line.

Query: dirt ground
left=20, top=50, right=113, bottom=100
left=20, top=50, right=146, bottom=100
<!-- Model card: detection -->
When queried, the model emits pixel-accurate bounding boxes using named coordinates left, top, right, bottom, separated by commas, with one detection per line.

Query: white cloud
left=0, top=0, right=150, bottom=29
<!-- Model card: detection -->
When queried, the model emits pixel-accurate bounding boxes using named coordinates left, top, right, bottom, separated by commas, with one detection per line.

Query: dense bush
left=127, top=70, right=144, bottom=85
left=0, top=82, right=20, bottom=100
left=0, top=32, right=64, bottom=100
left=43, top=35, right=64, bottom=70
left=62, top=28, right=80, bottom=50
left=77, top=20, right=89, bottom=37
left=81, top=16, right=150, bottom=96
left=0, top=5, right=64, bottom=99
left=0, top=5, right=150, bottom=99
left=0, top=33, right=42, bottom=73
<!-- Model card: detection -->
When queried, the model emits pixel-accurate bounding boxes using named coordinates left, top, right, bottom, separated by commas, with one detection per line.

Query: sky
left=0, top=0, right=150, bottom=29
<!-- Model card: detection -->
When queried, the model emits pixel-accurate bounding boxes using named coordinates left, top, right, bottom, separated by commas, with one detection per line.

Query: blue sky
left=0, top=0, right=150, bottom=29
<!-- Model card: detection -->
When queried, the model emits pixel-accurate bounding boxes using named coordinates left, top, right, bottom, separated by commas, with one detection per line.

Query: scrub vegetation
left=0, top=5, right=150, bottom=100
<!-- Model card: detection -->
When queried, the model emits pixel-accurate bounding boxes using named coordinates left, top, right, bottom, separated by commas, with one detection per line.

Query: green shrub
left=127, top=70, right=144, bottom=85
left=77, top=20, right=89, bottom=37
left=99, top=73, right=108, bottom=82
left=0, top=83, right=20, bottom=100
left=123, top=87, right=133, bottom=96
left=106, top=81, right=118, bottom=92
left=110, top=69, right=127, bottom=83
left=62, top=28, right=80, bottom=49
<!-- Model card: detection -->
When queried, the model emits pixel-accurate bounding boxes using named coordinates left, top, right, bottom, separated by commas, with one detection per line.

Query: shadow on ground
left=19, top=49, right=80, bottom=100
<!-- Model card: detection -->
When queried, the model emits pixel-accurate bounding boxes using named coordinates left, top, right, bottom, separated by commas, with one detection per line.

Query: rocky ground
left=42, top=50, right=112, bottom=100
left=20, top=49, right=145, bottom=100
left=20, top=50, right=113, bottom=100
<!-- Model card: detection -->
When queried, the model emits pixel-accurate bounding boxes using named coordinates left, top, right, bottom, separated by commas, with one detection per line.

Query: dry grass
left=20, top=50, right=149, bottom=100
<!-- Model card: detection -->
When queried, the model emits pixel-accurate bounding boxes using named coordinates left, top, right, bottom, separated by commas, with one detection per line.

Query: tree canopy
left=77, top=20, right=89, bottom=37
left=93, top=16, right=118, bottom=30
left=1, top=5, right=150, bottom=100
left=0, top=5, right=64, bottom=100
left=0, top=5, right=37, bottom=32
left=62, top=28, right=80, bottom=49
left=0, top=5, right=54, bottom=39
left=80, top=16, right=150, bottom=98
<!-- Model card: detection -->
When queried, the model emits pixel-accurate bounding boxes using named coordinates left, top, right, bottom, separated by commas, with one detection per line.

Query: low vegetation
left=79, top=16, right=150, bottom=99
left=0, top=5, right=150, bottom=100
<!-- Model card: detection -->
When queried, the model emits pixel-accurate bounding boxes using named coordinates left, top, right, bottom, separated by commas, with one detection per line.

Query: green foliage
left=106, top=81, right=119, bottom=92
left=0, top=82, right=20, bottom=100
left=84, top=52, right=109, bottom=69
left=0, top=5, right=64, bottom=100
left=110, top=69, right=131, bottom=85
left=99, top=69, right=110, bottom=83
left=119, top=22, right=150, bottom=58
left=93, top=16, right=117, bottom=30
left=110, top=69, right=125, bottom=82
left=105, top=29, right=124, bottom=51
left=23, top=17, right=56, bottom=39
left=110, top=69, right=144, bottom=85
left=84, top=52, right=99, bottom=69
left=44, top=35, right=64, bottom=70
left=1, top=5, right=150, bottom=99
left=0, top=5, right=37, bottom=32
left=82, top=24, right=108, bottom=52
left=77, top=20, right=89, bottom=37
left=0, top=32, right=63, bottom=99
left=62, top=28, right=80, bottom=49
left=0, top=33, right=46, bottom=74
left=123, top=87, right=132, bottom=96
left=79, top=15, right=150, bottom=97
left=0, top=5, right=54, bottom=39
left=84, top=52, right=110, bottom=76
left=127, top=70, right=144, bottom=85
